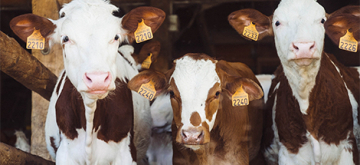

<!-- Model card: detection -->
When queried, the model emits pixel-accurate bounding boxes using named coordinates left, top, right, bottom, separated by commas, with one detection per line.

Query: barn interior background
left=0, top=0, right=359, bottom=161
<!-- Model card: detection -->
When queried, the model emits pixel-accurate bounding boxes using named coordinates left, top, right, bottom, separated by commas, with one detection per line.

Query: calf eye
left=275, top=21, right=280, bottom=27
left=62, top=36, right=69, bottom=43
left=114, top=35, right=120, bottom=41
left=169, top=90, right=175, bottom=98
left=60, top=12, right=65, bottom=18
left=215, top=91, right=220, bottom=98
left=321, top=18, right=325, bottom=24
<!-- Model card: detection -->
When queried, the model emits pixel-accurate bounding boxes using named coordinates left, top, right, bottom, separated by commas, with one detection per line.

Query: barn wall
left=0, top=0, right=359, bottom=161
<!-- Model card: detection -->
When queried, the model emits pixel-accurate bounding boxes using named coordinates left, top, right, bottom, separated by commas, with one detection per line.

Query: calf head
left=229, top=0, right=359, bottom=68
left=10, top=0, right=165, bottom=99
left=128, top=53, right=263, bottom=150
left=119, top=40, right=161, bottom=70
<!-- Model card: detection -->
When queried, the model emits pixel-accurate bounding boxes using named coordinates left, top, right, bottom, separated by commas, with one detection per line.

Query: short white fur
left=171, top=56, right=220, bottom=132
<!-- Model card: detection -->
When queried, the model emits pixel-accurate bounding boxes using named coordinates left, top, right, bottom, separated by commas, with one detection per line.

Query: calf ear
left=223, top=76, right=263, bottom=102
left=132, top=40, right=161, bottom=65
left=128, top=70, right=168, bottom=97
left=228, top=9, right=273, bottom=41
left=325, top=6, right=360, bottom=48
left=122, top=7, right=165, bottom=42
left=10, top=13, right=56, bottom=44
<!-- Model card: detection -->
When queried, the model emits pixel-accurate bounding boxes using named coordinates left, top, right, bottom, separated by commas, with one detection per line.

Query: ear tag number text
left=141, top=53, right=153, bottom=69
left=26, top=28, right=45, bottom=50
left=232, top=85, right=249, bottom=106
left=135, top=19, right=153, bottom=43
left=138, top=80, right=156, bottom=101
left=242, top=22, right=259, bottom=41
left=339, top=29, right=357, bottom=52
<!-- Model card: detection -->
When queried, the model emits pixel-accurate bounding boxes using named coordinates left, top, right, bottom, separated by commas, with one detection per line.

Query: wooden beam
left=0, top=142, right=55, bottom=165
left=30, top=0, right=70, bottom=160
left=0, top=31, right=57, bottom=101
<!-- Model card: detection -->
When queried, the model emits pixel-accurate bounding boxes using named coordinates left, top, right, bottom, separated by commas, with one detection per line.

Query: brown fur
left=172, top=55, right=264, bottom=165
left=55, top=78, right=136, bottom=160
left=9, top=14, right=56, bottom=43
left=190, top=112, right=201, bottom=127
left=128, top=54, right=265, bottom=164
left=325, top=6, right=360, bottom=48
left=264, top=53, right=360, bottom=163
left=121, top=7, right=165, bottom=43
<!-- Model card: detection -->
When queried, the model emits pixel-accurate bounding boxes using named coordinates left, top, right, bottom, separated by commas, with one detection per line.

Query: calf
left=128, top=53, right=265, bottom=164
left=229, top=1, right=360, bottom=164
left=10, top=0, right=165, bottom=164
left=120, top=41, right=173, bottom=165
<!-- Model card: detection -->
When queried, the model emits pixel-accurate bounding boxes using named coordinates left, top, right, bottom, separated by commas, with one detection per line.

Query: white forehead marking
left=273, top=0, right=326, bottom=44
left=171, top=56, right=220, bottom=130
left=58, top=0, right=124, bottom=45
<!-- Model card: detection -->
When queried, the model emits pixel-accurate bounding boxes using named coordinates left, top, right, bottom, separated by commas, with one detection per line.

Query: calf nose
left=83, top=72, right=111, bottom=91
left=181, top=129, right=204, bottom=145
left=291, top=42, right=316, bottom=58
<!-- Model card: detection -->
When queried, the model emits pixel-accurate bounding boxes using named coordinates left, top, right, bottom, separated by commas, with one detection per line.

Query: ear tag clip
left=242, top=22, right=259, bottom=41
left=26, top=28, right=45, bottom=50
left=134, top=19, right=153, bottom=43
left=138, top=80, right=156, bottom=101
left=232, top=85, right=249, bottom=106
left=141, top=53, right=153, bottom=69
left=339, top=29, right=357, bottom=52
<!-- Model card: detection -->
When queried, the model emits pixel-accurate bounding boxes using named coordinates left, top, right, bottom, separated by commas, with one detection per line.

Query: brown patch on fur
left=50, top=137, right=58, bottom=154
left=56, top=78, right=86, bottom=139
left=190, top=112, right=201, bottom=126
left=305, top=53, right=353, bottom=145
left=274, top=67, right=308, bottom=153
left=56, top=71, right=66, bottom=95
left=205, top=83, right=221, bottom=122
left=94, top=79, right=134, bottom=143
left=55, top=78, right=137, bottom=161
left=169, top=78, right=182, bottom=128
left=266, top=53, right=359, bottom=160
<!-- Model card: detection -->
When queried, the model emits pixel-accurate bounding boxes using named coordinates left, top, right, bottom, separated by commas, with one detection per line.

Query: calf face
left=229, top=0, right=359, bottom=68
left=10, top=0, right=165, bottom=99
left=128, top=53, right=263, bottom=150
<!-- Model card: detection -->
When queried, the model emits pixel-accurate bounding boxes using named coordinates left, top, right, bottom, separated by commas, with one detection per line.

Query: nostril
left=182, top=130, right=187, bottom=139
left=104, top=74, right=110, bottom=82
left=310, top=43, right=315, bottom=50
left=197, top=131, right=204, bottom=140
left=85, top=74, right=92, bottom=82
left=293, top=43, right=299, bottom=50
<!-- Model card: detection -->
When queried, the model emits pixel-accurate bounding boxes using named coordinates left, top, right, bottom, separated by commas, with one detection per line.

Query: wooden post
left=30, top=0, right=71, bottom=160
left=0, top=31, right=57, bottom=101
left=0, top=142, right=55, bottom=165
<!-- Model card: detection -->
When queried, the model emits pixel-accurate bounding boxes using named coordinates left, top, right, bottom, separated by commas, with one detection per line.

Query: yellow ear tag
left=138, top=80, right=156, bottom=101
left=134, top=19, right=153, bottom=43
left=242, top=22, right=259, bottom=41
left=339, top=29, right=358, bottom=52
left=26, top=28, right=45, bottom=50
left=232, top=85, right=249, bottom=106
left=141, top=53, right=153, bottom=69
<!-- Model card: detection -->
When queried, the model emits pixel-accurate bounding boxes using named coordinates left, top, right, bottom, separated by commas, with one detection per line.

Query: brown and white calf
left=10, top=0, right=165, bottom=164
left=229, top=0, right=360, bottom=164
left=128, top=53, right=265, bottom=164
